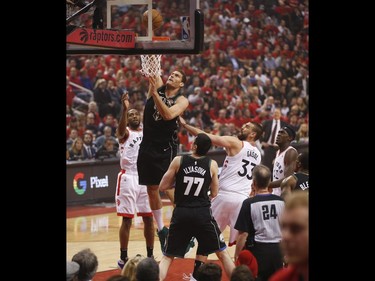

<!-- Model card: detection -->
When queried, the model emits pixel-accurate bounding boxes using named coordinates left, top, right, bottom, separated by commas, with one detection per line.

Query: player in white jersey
left=214, top=140, right=262, bottom=246
left=269, top=126, right=298, bottom=196
left=115, top=94, right=154, bottom=269
left=179, top=117, right=263, bottom=246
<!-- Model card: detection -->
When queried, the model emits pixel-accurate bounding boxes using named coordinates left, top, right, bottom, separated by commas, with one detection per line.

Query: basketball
left=142, top=9, right=163, bottom=30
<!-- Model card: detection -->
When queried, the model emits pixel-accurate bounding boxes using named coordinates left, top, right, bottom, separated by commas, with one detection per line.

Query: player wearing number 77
left=179, top=117, right=263, bottom=247
left=158, top=133, right=235, bottom=281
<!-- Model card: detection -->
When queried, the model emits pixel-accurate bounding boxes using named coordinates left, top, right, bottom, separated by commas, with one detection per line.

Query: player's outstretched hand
left=121, top=92, right=129, bottom=109
left=149, top=76, right=157, bottom=96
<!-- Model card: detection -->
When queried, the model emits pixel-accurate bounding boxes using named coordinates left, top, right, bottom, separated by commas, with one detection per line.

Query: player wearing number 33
left=179, top=117, right=263, bottom=247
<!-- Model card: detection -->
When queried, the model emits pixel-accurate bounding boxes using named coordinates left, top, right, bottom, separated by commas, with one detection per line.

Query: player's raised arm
left=146, top=75, right=163, bottom=99
left=116, top=92, right=130, bottom=141
left=150, top=76, right=188, bottom=120
left=179, top=116, right=242, bottom=151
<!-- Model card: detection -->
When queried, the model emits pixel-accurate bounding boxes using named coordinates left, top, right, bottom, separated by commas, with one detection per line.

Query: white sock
left=152, top=208, right=164, bottom=231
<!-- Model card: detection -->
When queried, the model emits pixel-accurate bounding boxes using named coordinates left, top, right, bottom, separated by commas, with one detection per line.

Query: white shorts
left=115, top=170, right=152, bottom=218
left=211, top=191, right=248, bottom=246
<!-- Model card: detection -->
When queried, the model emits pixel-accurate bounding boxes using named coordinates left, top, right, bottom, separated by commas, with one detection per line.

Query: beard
left=237, top=133, right=246, bottom=141
left=129, top=120, right=140, bottom=129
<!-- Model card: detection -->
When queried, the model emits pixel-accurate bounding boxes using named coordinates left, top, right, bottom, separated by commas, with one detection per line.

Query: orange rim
left=152, top=36, right=170, bottom=41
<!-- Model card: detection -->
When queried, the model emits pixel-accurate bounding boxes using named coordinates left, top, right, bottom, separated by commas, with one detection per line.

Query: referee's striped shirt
left=234, top=194, right=284, bottom=243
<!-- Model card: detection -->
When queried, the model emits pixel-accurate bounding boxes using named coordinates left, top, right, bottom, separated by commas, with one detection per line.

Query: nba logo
left=181, top=16, right=190, bottom=40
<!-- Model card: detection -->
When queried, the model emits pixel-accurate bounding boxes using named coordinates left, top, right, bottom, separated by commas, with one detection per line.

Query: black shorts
left=164, top=206, right=227, bottom=258
left=137, top=141, right=177, bottom=185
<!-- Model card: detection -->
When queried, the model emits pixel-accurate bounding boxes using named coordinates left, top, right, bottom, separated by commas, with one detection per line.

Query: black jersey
left=294, top=172, right=309, bottom=192
left=142, top=85, right=182, bottom=145
left=174, top=155, right=212, bottom=208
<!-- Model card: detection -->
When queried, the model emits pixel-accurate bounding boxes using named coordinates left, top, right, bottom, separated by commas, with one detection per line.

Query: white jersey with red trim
left=272, top=146, right=297, bottom=195
left=218, top=141, right=262, bottom=196
left=118, top=127, right=142, bottom=175
left=211, top=141, right=261, bottom=246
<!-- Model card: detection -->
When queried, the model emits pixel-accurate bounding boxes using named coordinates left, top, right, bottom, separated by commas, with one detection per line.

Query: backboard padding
left=66, top=0, right=203, bottom=55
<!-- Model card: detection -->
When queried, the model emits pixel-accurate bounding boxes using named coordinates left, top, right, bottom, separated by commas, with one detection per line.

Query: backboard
left=66, top=0, right=204, bottom=55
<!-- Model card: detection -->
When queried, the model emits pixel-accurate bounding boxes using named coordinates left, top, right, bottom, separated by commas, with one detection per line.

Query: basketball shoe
left=157, top=226, right=169, bottom=253
left=117, top=257, right=128, bottom=270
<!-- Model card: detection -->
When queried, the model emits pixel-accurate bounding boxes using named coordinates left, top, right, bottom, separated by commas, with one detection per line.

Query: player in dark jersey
left=280, top=152, right=309, bottom=198
left=234, top=164, right=285, bottom=281
left=158, top=134, right=235, bottom=281
left=136, top=71, right=189, bottom=252
left=179, top=116, right=263, bottom=247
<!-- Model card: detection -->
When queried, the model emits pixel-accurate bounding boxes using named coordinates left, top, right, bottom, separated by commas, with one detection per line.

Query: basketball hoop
left=139, top=36, right=170, bottom=77
left=140, top=54, right=162, bottom=77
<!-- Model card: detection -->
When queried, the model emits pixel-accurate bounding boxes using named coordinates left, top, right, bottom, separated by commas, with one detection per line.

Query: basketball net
left=139, top=33, right=170, bottom=77
left=140, top=54, right=162, bottom=77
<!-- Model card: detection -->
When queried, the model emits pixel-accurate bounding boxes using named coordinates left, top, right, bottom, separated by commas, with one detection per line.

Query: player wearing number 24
left=178, top=118, right=263, bottom=251
left=234, top=164, right=285, bottom=281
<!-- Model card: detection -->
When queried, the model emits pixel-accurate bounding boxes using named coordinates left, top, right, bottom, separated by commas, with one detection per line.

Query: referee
left=234, top=164, right=285, bottom=281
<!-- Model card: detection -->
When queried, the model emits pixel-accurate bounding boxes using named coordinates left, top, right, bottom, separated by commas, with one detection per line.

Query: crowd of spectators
left=67, top=0, right=309, bottom=161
